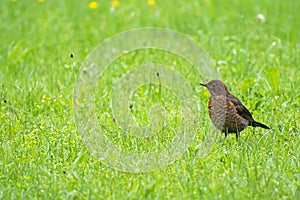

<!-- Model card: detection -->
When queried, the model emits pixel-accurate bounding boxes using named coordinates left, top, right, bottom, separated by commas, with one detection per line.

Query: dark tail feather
left=251, top=121, right=270, bottom=129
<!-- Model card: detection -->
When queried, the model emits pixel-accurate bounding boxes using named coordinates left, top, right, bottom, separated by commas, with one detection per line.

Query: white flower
left=256, top=13, right=266, bottom=22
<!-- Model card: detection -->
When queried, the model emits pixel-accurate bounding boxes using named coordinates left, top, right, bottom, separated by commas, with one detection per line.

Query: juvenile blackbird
left=200, top=80, right=270, bottom=141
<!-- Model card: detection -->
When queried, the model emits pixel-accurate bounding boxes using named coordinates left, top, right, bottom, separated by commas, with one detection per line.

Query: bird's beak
left=200, top=83, right=207, bottom=87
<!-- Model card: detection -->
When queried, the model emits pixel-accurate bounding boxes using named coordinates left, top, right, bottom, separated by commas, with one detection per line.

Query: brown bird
left=200, top=80, right=270, bottom=141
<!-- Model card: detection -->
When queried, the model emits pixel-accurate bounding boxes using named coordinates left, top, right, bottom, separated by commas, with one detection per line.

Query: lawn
left=0, top=0, right=299, bottom=199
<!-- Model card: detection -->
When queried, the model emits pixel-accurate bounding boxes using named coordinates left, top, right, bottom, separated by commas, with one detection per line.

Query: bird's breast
left=208, top=95, right=248, bottom=133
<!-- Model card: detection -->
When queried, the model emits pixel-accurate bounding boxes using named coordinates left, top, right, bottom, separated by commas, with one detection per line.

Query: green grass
left=1, top=0, right=299, bottom=199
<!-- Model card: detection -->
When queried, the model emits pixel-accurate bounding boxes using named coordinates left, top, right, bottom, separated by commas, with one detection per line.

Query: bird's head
left=200, top=79, right=228, bottom=96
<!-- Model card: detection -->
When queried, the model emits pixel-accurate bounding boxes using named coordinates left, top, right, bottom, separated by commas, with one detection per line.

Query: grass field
left=1, top=0, right=300, bottom=199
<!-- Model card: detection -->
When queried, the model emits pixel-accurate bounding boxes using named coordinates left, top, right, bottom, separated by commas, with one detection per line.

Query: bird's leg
left=222, top=131, right=228, bottom=145
left=224, top=132, right=228, bottom=140
left=221, top=132, right=227, bottom=146
left=235, top=132, right=239, bottom=143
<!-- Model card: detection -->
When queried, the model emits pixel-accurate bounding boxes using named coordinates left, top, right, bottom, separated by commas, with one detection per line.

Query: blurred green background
left=0, top=0, right=299, bottom=199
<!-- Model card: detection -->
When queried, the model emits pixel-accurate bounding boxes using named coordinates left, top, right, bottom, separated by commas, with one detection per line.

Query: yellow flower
left=147, top=0, right=155, bottom=6
left=111, top=0, right=120, bottom=8
left=37, top=0, right=45, bottom=2
left=89, top=1, right=98, bottom=9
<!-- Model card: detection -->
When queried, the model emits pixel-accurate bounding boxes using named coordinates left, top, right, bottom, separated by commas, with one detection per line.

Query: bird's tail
left=251, top=121, right=270, bottom=129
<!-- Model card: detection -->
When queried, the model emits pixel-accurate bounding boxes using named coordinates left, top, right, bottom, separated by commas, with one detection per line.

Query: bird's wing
left=227, top=94, right=254, bottom=122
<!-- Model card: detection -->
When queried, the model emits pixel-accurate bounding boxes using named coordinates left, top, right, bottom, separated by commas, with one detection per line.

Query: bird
left=200, top=79, right=270, bottom=142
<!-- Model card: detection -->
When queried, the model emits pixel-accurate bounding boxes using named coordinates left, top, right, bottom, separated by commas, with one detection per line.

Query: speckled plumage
left=200, top=80, right=270, bottom=141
